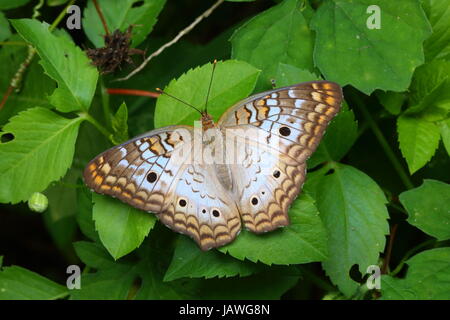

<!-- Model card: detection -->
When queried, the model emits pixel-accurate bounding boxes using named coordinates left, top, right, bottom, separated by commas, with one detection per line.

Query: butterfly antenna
left=204, top=59, right=217, bottom=114
left=156, top=88, right=202, bottom=115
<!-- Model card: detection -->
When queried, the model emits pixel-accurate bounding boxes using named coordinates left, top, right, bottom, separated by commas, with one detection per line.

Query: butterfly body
left=84, top=81, right=343, bottom=250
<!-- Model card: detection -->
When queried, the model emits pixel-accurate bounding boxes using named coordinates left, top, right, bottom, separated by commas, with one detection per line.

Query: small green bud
left=28, top=192, right=48, bottom=213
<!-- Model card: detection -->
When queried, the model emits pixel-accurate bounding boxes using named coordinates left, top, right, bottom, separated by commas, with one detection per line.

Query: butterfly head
left=201, top=112, right=215, bottom=131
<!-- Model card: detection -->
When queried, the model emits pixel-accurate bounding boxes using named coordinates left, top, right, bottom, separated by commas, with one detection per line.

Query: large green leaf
left=154, top=60, right=260, bottom=127
left=311, top=0, right=431, bottom=94
left=92, top=193, right=157, bottom=259
left=71, top=227, right=300, bottom=300
left=399, top=179, right=450, bottom=241
left=164, top=236, right=263, bottom=281
left=407, top=60, right=450, bottom=121
left=11, top=19, right=98, bottom=112
left=422, top=0, right=450, bottom=61
left=275, top=63, right=319, bottom=87
left=231, top=0, right=314, bottom=90
left=306, top=163, right=389, bottom=297
left=220, top=194, right=328, bottom=265
left=73, top=241, right=118, bottom=270
left=0, top=107, right=83, bottom=204
left=83, top=0, right=166, bottom=48
left=382, top=248, right=450, bottom=299
left=397, top=115, right=441, bottom=174
left=0, top=266, right=67, bottom=300
left=43, top=168, right=79, bottom=251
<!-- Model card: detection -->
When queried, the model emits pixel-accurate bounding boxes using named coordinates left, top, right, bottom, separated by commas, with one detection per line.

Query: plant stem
left=382, top=224, right=398, bottom=274
left=81, top=112, right=112, bottom=139
left=350, top=93, right=414, bottom=190
left=93, top=0, right=109, bottom=36
left=107, top=88, right=160, bottom=98
left=49, top=0, right=77, bottom=32
left=100, top=79, right=111, bottom=128
left=0, top=41, right=28, bottom=46
left=390, top=239, right=436, bottom=277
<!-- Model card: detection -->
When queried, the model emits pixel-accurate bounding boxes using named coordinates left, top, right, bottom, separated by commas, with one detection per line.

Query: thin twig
left=115, top=0, right=225, bottom=82
left=93, top=0, right=110, bottom=36
left=382, top=224, right=398, bottom=274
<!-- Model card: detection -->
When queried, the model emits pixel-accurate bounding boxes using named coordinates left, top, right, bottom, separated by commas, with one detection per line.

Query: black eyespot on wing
left=279, top=126, right=291, bottom=136
left=273, top=170, right=281, bottom=178
left=212, top=209, right=220, bottom=217
left=251, top=197, right=258, bottom=205
left=147, top=172, right=157, bottom=183
left=179, top=199, right=187, bottom=207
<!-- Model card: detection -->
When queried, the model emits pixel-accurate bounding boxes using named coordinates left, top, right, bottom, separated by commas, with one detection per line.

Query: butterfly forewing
left=219, top=81, right=343, bottom=234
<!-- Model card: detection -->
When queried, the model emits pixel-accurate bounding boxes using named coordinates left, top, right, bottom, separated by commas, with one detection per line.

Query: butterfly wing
left=84, top=125, right=241, bottom=251
left=219, top=81, right=343, bottom=233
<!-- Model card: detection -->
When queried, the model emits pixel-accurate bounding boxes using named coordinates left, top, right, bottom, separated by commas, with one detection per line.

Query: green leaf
left=311, top=0, right=431, bottom=94
left=73, top=241, right=116, bottom=270
left=407, top=60, right=450, bottom=121
left=439, top=119, right=450, bottom=156
left=76, top=184, right=100, bottom=242
left=422, top=0, right=450, bottom=61
left=397, top=115, right=441, bottom=174
left=399, top=179, right=450, bottom=240
left=69, top=263, right=137, bottom=300
left=164, top=236, right=263, bottom=281
left=308, top=104, right=358, bottom=169
left=47, top=0, right=69, bottom=6
left=0, top=107, right=83, bottom=204
left=92, top=193, right=157, bottom=259
left=0, top=266, right=67, bottom=300
left=110, top=102, right=129, bottom=145
left=220, top=194, right=328, bottom=265
left=82, top=0, right=166, bottom=48
left=382, top=248, right=450, bottom=299
left=154, top=60, right=260, bottom=127
left=43, top=168, right=79, bottom=251
left=0, top=34, right=56, bottom=125
left=275, top=63, right=319, bottom=87
left=231, top=0, right=314, bottom=90
left=11, top=19, right=98, bottom=112
left=375, top=91, right=406, bottom=115
left=307, top=163, right=389, bottom=297
left=0, top=12, right=11, bottom=41
left=0, top=0, right=30, bottom=9
left=177, top=267, right=300, bottom=300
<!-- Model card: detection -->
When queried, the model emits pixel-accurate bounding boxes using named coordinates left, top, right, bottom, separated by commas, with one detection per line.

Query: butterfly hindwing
left=83, top=125, right=241, bottom=251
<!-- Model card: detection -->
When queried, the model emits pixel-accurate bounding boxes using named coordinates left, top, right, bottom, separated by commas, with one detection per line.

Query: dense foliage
left=0, top=0, right=449, bottom=300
